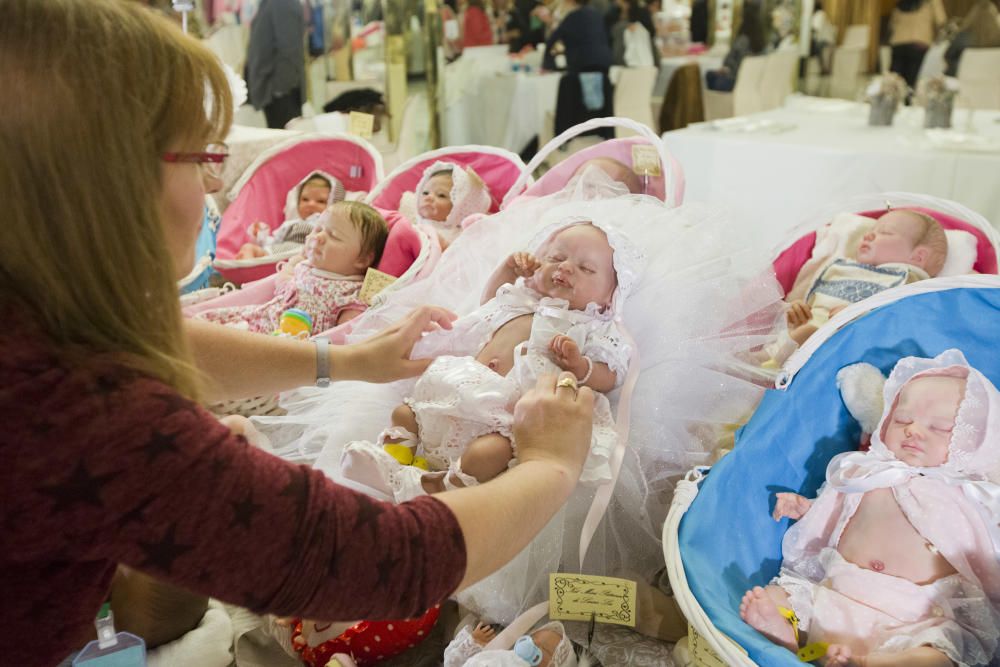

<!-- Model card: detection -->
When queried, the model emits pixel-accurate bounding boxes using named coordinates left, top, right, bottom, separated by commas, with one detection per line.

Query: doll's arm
left=481, top=251, right=540, bottom=304
left=550, top=335, right=617, bottom=393
left=772, top=492, right=813, bottom=522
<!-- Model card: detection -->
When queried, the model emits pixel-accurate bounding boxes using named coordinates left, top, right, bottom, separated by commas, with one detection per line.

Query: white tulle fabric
left=414, top=160, right=492, bottom=244
left=779, top=349, right=1000, bottom=665
left=253, top=168, right=786, bottom=623
left=444, top=622, right=577, bottom=667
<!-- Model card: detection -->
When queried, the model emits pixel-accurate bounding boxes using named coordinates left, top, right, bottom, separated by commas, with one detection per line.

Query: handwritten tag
left=359, top=267, right=397, bottom=305
left=348, top=111, right=375, bottom=138
left=631, top=144, right=662, bottom=177
left=688, top=625, right=727, bottom=667
left=548, top=573, right=636, bottom=627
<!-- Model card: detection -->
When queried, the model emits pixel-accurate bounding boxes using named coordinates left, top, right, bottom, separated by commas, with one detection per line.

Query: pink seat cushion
left=772, top=207, right=998, bottom=296
left=376, top=209, right=423, bottom=278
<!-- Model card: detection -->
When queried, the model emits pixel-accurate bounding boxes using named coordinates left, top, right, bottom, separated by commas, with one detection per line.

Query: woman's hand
left=772, top=492, right=812, bottom=521
left=334, top=306, right=457, bottom=383
left=512, top=372, right=594, bottom=477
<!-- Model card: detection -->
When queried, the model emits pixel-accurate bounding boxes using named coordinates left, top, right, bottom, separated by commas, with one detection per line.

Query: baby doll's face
left=855, top=211, right=923, bottom=267
left=304, top=205, right=371, bottom=275
left=297, top=182, right=332, bottom=220
left=529, top=628, right=562, bottom=667
left=883, top=375, right=965, bottom=468
left=418, top=173, right=454, bottom=222
left=532, top=224, right=617, bottom=311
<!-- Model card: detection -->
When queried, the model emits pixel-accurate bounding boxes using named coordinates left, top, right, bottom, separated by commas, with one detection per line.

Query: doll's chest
left=837, top=488, right=957, bottom=583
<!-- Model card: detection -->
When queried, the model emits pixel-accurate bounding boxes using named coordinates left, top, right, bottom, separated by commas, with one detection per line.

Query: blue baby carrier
left=178, top=196, right=221, bottom=294
left=663, top=275, right=1000, bottom=666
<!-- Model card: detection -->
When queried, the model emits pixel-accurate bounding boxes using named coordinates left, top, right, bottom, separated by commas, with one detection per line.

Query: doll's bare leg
left=789, top=323, right=818, bottom=346
left=824, top=645, right=955, bottom=667
left=420, top=434, right=513, bottom=493
left=739, top=585, right=798, bottom=653
left=382, top=404, right=420, bottom=461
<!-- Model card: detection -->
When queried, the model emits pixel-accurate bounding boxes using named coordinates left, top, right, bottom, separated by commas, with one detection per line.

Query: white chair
left=612, top=66, right=659, bottom=137
left=830, top=46, right=867, bottom=100
left=760, top=50, right=799, bottom=111
left=957, top=48, right=1000, bottom=110
left=841, top=24, right=870, bottom=50
left=702, top=54, right=767, bottom=120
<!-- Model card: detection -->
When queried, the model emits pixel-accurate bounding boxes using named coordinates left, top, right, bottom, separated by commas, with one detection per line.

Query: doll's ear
left=836, top=363, right=887, bottom=443
left=909, top=245, right=930, bottom=270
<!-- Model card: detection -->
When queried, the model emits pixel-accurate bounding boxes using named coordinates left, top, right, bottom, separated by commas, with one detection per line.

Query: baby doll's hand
left=773, top=492, right=812, bottom=521
left=247, top=221, right=270, bottom=240
left=550, top=335, right=585, bottom=376
left=236, top=242, right=267, bottom=260
left=507, top=251, right=541, bottom=278
left=471, top=622, right=496, bottom=646
left=786, top=300, right=812, bottom=328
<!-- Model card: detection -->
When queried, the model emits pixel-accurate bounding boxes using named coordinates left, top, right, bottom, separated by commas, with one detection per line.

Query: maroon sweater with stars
left=0, top=317, right=467, bottom=666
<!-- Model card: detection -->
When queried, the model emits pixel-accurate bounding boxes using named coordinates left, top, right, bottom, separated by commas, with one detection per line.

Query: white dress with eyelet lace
left=397, top=278, right=628, bottom=482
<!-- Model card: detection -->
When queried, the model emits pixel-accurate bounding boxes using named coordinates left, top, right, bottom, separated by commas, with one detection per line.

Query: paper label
left=359, top=267, right=397, bottom=305
left=688, top=625, right=727, bottom=667
left=548, top=573, right=636, bottom=627
left=348, top=111, right=375, bottom=138
left=631, top=144, right=662, bottom=177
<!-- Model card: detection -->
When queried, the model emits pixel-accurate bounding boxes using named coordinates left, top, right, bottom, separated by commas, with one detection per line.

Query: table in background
left=441, top=48, right=560, bottom=153
left=663, top=96, right=1000, bottom=249
left=653, top=53, right=723, bottom=100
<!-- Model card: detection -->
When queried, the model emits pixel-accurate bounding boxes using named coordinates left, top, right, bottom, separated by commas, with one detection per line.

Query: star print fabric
left=0, top=316, right=466, bottom=666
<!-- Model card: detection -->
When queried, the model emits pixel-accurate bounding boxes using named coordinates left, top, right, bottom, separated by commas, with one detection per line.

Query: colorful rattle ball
left=277, top=308, right=313, bottom=338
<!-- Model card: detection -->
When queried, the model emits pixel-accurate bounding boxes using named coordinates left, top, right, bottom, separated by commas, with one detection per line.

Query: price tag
left=348, top=111, right=375, bottom=138
left=359, top=267, right=397, bottom=305
left=688, top=625, right=726, bottom=667
left=548, top=573, right=636, bottom=627
left=631, top=144, right=662, bottom=177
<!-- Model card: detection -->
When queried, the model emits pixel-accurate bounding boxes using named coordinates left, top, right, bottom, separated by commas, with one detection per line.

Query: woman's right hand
left=512, top=372, right=594, bottom=477
left=335, top=306, right=457, bottom=382
left=507, top=251, right=541, bottom=278
left=772, top=492, right=812, bottom=521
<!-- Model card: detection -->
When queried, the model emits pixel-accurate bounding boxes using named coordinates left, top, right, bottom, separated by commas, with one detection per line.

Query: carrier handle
left=500, top=116, right=685, bottom=209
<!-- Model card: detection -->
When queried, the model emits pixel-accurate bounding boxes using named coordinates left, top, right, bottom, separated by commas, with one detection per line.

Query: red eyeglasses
left=162, top=143, right=229, bottom=178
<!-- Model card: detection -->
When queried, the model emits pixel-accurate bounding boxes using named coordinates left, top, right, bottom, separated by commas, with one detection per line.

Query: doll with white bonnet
left=741, top=349, right=1000, bottom=666
left=340, top=214, right=641, bottom=500
left=404, top=161, right=492, bottom=249
left=444, top=620, right=582, bottom=667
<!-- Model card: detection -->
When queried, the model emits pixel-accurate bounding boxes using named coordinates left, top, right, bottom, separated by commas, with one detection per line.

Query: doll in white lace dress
left=340, top=216, right=640, bottom=500
left=741, top=349, right=1000, bottom=667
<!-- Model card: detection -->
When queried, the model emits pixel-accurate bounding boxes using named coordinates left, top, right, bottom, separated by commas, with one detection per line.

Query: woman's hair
left=336, top=201, right=390, bottom=268
left=896, top=0, right=927, bottom=12
left=0, top=0, right=232, bottom=400
left=738, top=1, right=768, bottom=54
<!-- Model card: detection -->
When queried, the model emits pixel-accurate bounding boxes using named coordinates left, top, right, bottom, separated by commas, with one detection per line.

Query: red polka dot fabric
left=292, top=605, right=441, bottom=666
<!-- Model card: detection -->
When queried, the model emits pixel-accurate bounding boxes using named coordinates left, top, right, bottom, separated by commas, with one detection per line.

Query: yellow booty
left=384, top=444, right=415, bottom=466
left=412, top=456, right=430, bottom=471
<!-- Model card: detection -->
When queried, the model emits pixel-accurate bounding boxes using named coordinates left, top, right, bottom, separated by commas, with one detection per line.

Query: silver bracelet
left=314, top=338, right=331, bottom=388
left=577, top=355, right=594, bottom=386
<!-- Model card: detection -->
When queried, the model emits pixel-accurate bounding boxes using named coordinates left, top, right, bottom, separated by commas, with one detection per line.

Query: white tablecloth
left=653, top=53, right=723, bottom=99
left=441, top=53, right=561, bottom=152
left=663, top=96, right=1000, bottom=249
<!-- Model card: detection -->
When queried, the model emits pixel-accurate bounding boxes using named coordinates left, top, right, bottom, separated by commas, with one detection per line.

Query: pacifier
left=514, top=635, right=543, bottom=666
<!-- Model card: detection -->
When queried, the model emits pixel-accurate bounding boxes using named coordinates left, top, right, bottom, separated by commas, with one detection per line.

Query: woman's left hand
left=335, top=306, right=457, bottom=383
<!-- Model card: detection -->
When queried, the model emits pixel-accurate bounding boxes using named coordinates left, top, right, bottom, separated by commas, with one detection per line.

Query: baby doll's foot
left=823, top=644, right=859, bottom=667
left=739, top=587, right=798, bottom=653
left=340, top=443, right=395, bottom=497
